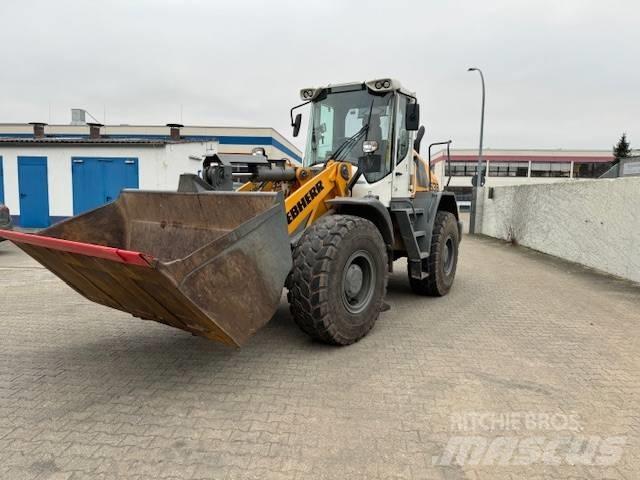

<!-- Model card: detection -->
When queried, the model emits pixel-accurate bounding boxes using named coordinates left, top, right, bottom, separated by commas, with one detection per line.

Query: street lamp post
left=467, top=67, right=486, bottom=234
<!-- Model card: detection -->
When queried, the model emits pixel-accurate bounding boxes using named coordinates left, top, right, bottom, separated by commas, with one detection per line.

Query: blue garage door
left=0, top=156, right=4, bottom=203
left=18, top=156, right=50, bottom=228
left=72, top=157, right=139, bottom=215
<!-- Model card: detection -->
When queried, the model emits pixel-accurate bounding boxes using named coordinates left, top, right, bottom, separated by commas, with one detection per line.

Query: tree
left=612, top=133, right=631, bottom=165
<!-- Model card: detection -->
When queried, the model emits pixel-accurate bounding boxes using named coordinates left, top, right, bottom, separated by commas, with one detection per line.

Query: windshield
left=304, top=89, right=395, bottom=171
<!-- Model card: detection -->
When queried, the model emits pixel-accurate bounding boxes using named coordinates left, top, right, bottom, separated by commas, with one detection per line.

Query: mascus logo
left=286, top=181, right=325, bottom=224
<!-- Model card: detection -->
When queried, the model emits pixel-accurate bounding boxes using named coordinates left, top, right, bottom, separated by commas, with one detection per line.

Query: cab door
left=392, top=94, right=414, bottom=198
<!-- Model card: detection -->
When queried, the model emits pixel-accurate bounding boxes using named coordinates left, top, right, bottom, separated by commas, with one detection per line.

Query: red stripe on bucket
left=0, top=230, right=154, bottom=267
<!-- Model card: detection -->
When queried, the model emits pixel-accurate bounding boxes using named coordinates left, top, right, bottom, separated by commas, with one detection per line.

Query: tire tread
left=409, top=211, right=459, bottom=297
left=288, top=214, right=387, bottom=345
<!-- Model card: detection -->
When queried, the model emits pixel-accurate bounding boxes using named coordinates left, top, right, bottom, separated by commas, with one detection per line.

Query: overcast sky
left=1, top=0, right=638, bottom=152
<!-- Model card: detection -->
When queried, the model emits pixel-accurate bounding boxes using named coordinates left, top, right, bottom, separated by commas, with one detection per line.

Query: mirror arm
left=290, top=100, right=311, bottom=126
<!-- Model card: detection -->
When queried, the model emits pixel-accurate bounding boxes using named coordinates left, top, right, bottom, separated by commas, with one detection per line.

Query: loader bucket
left=0, top=191, right=292, bottom=347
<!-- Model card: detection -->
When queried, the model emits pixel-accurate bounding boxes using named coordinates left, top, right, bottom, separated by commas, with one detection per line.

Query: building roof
left=0, top=123, right=303, bottom=161
left=0, top=136, right=179, bottom=146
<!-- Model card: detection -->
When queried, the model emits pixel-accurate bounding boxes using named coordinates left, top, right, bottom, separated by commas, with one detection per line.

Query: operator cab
left=291, top=79, right=420, bottom=204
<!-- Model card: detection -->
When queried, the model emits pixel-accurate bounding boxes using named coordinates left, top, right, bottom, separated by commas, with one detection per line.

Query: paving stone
left=0, top=237, right=638, bottom=479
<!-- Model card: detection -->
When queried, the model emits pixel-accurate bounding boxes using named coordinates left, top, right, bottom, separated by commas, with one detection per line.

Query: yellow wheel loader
left=0, top=79, right=461, bottom=347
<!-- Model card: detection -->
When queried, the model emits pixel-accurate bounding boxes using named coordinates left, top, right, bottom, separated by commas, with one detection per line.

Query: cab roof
left=300, top=78, right=416, bottom=101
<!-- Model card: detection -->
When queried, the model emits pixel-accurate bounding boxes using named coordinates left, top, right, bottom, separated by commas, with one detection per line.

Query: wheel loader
left=0, top=78, right=462, bottom=347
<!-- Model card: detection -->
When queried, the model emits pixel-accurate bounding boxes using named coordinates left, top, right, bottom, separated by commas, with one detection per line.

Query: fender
left=325, top=197, right=394, bottom=247
left=435, top=191, right=459, bottom=220
left=396, top=191, right=462, bottom=245
left=435, top=192, right=463, bottom=240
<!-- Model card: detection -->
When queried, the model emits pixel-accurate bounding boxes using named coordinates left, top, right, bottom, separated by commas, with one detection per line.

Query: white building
left=0, top=123, right=301, bottom=227
left=431, top=148, right=613, bottom=208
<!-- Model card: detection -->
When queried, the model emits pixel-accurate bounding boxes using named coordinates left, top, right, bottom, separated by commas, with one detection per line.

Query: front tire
left=409, top=211, right=459, bottom=296
left=288, top=214, right=388, bottom=345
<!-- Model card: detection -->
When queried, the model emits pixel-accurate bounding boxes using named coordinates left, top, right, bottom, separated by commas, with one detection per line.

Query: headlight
left=362, top=140, right=379, bottom=154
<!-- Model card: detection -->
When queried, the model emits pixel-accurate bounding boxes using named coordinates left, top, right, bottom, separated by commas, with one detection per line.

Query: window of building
left=445, top=162, right=478, bottom=177
left=530, top=162, right=571, bottom=177
left=573, top=162, right=612, bottom=178
left=488, top=162, right=529, bottom=177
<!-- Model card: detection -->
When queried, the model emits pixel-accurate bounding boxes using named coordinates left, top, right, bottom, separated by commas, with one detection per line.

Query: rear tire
left=409, top=211, right=459, bottom=297
left=288, top=214, right=387, bottom=345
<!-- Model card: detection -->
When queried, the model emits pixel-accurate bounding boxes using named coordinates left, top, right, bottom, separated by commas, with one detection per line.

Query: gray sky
left=1, top=0, right=638, bottom=152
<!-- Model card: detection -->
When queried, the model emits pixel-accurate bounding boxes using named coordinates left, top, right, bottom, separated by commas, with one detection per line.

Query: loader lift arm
left=180, top=153, right=354, bottom=237
left=187, top=153, right=355, bottom=236
left=283, top=161, right=352, bottom=234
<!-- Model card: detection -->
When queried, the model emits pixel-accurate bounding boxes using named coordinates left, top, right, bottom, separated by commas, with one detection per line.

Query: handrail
left=428, top=140, right=452, bottom=188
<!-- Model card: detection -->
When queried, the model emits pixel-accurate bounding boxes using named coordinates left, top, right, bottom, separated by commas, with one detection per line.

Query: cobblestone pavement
left=0, top=235, right=638, bottom=480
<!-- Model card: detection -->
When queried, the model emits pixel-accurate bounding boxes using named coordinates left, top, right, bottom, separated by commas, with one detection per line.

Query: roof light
left=366, top=78, right=396, bottom=93
left=300, top=88, right=316, bottom=100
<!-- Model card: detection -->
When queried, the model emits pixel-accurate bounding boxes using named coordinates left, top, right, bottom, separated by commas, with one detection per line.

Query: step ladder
left=390, top=206, right=430, bottom=280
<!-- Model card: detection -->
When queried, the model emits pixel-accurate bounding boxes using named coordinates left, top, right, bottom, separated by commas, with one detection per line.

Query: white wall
left=138, top=142, right=218, bottom=191
left=0, top=142, right=214, bottom=217
left=444, top=174, right=573, bottom=189
left=0, top=138, right=302, bottom=221
left=475, top=177, right=640, bottom=283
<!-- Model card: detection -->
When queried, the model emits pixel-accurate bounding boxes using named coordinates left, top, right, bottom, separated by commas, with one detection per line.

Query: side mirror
left=406, top=103, right=420, bottom=131
left=292, top=113, right=302, bottom=137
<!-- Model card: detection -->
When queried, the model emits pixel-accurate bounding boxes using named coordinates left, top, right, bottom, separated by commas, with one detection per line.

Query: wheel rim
left=341, top=250, right=376, bottom=315
left=443, top=236, right=455, bottom=276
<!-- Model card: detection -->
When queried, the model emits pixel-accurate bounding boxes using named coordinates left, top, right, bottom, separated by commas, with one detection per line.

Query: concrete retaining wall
left=476, top=177, right=640, bottom=283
